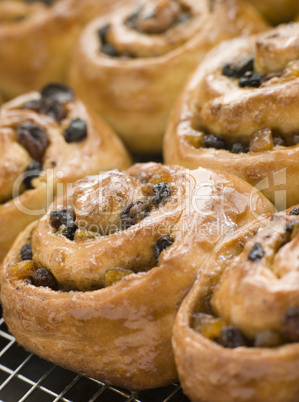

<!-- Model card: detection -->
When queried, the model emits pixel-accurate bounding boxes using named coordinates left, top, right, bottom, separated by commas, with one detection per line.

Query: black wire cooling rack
left=0, top=304, right=190, bottom=402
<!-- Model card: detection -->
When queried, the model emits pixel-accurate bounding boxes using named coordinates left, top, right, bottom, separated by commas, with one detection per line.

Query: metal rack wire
left=0, top=305, right=189, bottom=402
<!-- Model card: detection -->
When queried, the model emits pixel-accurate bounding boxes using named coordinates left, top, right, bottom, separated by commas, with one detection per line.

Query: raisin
left=40, top=99, right=67, bottom=123
left=24, top=83, right=71, bottom=123
left=126, top=12, right=139, bottom=28
left=31, top=267, right=58, bottom=290
left=204, top=134, right=227, bottom=150
left=20, top=243, right=33, bottom=261
left=23, top=161, right=42, bottom=189
left=290, top=207, right=299, bottom=216
left=239, top=72, right=263, bottom=88
left=152, top=182, right=171, bottom=205
left=50, top=208, right=75, bottom=230
left=50, top=207, right=77, bottom=239
left=285, top=219, right=299, bottom=233
left=121, top=201, right=149, bottom=229
left=154, top=236, right=174, bottom=259
left=222, top=64, right=238, bottom=78
left=64, top=118, right=87, bottom=143
left=40, top=83, right=74, bottom=104
left=248, top=242, right=264, bottom=261
left=273, top=135, right=285, bottom=147
left=282, top=307, right=299, bottom=342
left=23, top=99, right=42, bottom=113
left=97, top=24, right=110, bottom=44
left=231, top=142, right=247, bottom=154
left=97, top=24, right=119, bottom=57
left=101, top=44, right=119, bottom=57
left=222, top=56, right=254, bottom=79
left=62, top=225, right=78, bottom=241
left=293, top=134, right=299, bottom=145
left=16, top=122, right=49, bottom=162
left=98, top=24, right=132, bottom=57
left=223, top=57, right=262, bottom=88
left=236, top=56, right=255, bottom=75
left=217, top=326, right=247, bottom=348
left=24, top=98, right=66, bottom=123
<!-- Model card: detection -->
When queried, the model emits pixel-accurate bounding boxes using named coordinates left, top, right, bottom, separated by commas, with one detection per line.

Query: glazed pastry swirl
left=212, top=211, right=299, bottom=341
left=32, top=164, right=188, bottom=291
left=98, top=0, right=203, bottom=58
left=0, top=163, right=273, bottom=389
left=173, top=206, right=299, bottom=402
left=165, top=23, right=299, bottom=207
left=0, top=0, right=132, bottom=99
left=69, top=0, right=267, bottom=154
left=0, top=84, right=131, bottom=261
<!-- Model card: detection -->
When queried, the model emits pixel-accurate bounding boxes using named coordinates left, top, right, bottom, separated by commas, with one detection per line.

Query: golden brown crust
left=164, top=23, right=299, bottom=208
left=68, top=0, right=267, bottom=154
left=0, top=162, right=273, bottom=389
left=0, top=87, right=131, bottom=261
left=245, top=0, right=299, bottom=24
left=173, top=206, right=299, bottom=402
left=0, top=0, right=131, bottom=99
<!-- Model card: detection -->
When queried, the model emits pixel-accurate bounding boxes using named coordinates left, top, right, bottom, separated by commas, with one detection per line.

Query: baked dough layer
left=1, top=162, right=273, bottom=389
left=173, top=206, right=299, bottom=402
left=0, top=86, right=131, bottom=261
left=68, top=0, right=267, bottom=154
left=164, top=23, right=299, bottom=208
